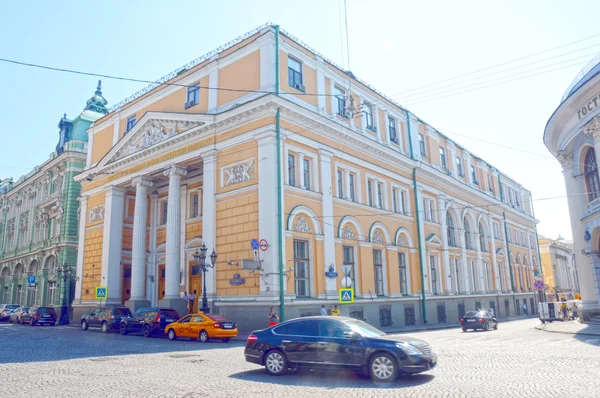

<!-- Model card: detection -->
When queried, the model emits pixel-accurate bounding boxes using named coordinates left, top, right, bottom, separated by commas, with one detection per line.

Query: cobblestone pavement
left=0, top=318, right=598, bottom=398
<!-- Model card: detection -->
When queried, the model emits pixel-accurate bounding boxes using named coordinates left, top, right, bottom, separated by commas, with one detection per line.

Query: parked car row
left=0, top=304, right=57, bottom=326
left=79, top=306, right=238, bottom=342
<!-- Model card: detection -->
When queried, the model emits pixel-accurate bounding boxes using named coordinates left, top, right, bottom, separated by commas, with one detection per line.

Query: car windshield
left=344, top=320, right=386, bottom=337
left=206, top=314, right=230, bottom=322
left=465, top=311, right=478, bottom=317
left=160, top=310, right=179, bottom=319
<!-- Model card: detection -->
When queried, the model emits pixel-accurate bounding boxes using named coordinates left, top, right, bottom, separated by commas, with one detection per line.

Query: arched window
left=447, top=213, right=456, bottom=247
left=464, top=217, right=472, bottom=250
left=585, top=147, right=600, bottom=202
left=479, top=222, right=486, bottom=252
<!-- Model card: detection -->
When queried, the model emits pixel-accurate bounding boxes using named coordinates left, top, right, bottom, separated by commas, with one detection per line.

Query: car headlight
left=395, top=342, right=423, bottom=355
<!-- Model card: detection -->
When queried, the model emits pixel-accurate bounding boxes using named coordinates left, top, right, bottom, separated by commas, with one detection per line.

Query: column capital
left=584, top=117, right=600, bottom=141
left=163, top=165, right=188, bottom=178
left=556, top=150, right=574, bottom=170
left=131, top=177, right=154, bottom=189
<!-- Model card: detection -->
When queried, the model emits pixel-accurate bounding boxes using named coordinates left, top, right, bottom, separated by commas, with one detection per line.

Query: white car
left=9, top=307, right=30, bottom=323
left=0, top=304, right=19, bottom=321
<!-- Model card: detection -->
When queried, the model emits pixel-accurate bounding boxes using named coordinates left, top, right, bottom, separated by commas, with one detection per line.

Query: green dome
left=84, top=80, right=109, bottom=114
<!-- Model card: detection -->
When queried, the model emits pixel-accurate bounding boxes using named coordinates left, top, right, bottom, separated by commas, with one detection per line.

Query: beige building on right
left=538, top=236, right=579, bottom=301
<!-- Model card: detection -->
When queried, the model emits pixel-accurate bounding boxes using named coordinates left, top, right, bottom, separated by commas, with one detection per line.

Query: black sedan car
left=461, top=311, right=498, bottom=332
left=81, top=306, right=132, bottom=333
left=119, top=307, right=180, bottom=338
left=245, top=316, right=436, bottom=382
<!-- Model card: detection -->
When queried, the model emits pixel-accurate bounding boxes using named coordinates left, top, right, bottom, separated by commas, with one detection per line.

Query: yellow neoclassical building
left=73, top=24, right=540, bottom=330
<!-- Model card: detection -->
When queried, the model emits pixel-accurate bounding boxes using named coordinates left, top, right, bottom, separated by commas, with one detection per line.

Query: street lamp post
left=56, top=264, right=73, bottom=325
left=193, top=244, right=217, bottom=314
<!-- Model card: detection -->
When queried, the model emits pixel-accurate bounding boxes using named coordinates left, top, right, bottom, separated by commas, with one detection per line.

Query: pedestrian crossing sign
left=95, top=286, right=108, bottom=300
left=339, top=288, right=354, bottom=304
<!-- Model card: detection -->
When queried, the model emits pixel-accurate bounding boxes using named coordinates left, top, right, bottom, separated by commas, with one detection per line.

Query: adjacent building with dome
left=0, top=82, right=108, bottom=321
left=544, top=55, right=600, bottom=321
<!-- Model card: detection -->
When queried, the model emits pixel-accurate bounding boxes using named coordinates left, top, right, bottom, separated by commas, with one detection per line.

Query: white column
left=416, top=187, right=429, bottom=293
left=201, top=149, right=217, bottom=298
left=488, top=216, right=499, bottom=292
left=459, top=222, right=471, bottom=293
left=129, top=177, right=153, bottom=301
left=438, top=195, right=452, bottom=294
left=163, top=166, right=187, bottom=299
left=475, top=233, right=484, bottom=293
left=180, top=183, right=188, bottom=292
left=74, top=196, right=88, bottom=302
left=298, top=153, right=306, bottom=189
left=320, top=149, right=337, bottom=298
left=148, top=191, right=158, bottom=305
left=101, top=186, right=126, bottom=304
left=256, top=131, right=283, bottom=295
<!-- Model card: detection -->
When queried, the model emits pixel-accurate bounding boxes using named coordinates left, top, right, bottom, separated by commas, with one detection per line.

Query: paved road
left=1, top=318, right=598, bottom=398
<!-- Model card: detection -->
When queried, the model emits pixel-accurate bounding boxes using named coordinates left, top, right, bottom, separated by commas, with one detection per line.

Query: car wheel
left=101, top=322, right=109, bottom=333
left=483, top=322, right=489, bottom=331
left=222, top=338, right=230, bottom=343
left=200, top=330, right=209, bottom=343
left=119, top=323, right=128, bottom=335
left=462, top=327, right=468, bottom=332
left=369, top=353, right=398, bottom=382
left=143, top=325, right=152, bottom=338
left=81, top=320, right=89, bottom=331
left=264, top=350, right=288, bottom=376
left=167, top=329, right=177, bottom=341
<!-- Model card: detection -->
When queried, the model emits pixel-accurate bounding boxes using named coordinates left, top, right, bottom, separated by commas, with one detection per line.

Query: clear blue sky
left=1, top=0, right=599, bottom=239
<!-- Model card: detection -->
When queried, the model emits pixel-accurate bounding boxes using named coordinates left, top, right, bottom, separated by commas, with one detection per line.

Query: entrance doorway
left=158, top=265, right=165, bottom=301
left=122, top=265, right=131, bottom=304
left=189, top=261, right=202, bottom=313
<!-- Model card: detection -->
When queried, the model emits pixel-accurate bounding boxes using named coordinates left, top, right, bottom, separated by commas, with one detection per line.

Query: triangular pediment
left=98, top=112, right=208, bottom=167
left=425, top=233, right=443, bottom=246
left=496, top=247, right=506, bottom=256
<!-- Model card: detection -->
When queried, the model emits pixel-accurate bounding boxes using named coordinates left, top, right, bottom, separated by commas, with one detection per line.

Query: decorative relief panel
left=129, top=124, right=177, bottom=155
left=372, top=230, right=384, bottom=244
left=89, top=205, right=105, bottom=223
left=292, top=216, right=313, bottom=233
left=221, top=158, right=255, bottom=187
left=397, top=235, right=408, bottom=248
left=341, top=226, right=357, bottom=240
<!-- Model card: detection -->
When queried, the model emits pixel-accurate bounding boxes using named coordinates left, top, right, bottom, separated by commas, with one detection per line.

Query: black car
left=21, top=306, right=57, bottom=326
left=81, top=306, right=132, bottom=333
left=245, top=316, right=437, bottom=382
left=119, top=307, right=180, bottom=338
left=461, top=310, right=498, bottom=332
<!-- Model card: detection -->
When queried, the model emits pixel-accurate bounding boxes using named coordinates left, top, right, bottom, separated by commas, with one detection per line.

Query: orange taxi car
left=165, top=313, right=238, bottom=342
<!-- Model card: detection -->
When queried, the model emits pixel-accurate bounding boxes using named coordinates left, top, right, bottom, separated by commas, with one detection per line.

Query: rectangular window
left=367, top=180, right=373, bottom=207
left=334, top=86, right=346, bottom=117
left=288, top=57, right=303, bottom=90
left=429, top=201, right=435, bottom=223
left=303, top=159, right=311, bottom=190
left=399, top=253, right=408, bottom=294
left=457, top=157, right=464, bottom=176
left=191, top=193, right=199, bottom=218
left=424, top=199, right=431, bottom=221
left=337, top=170, right=344, bottom=198
left=288, top=154, right=296, bottom=186
left=349, top=174, right=356, bottom=202
left=400, top=190, right=407, bottom=215
left=493, top=223, right=499, bottom=239
left=186, top=84, right=200, bottom=108
left=388, top=117, right=397, bottom=142
left=392, top=189, right=398, bottom=213
left=343, top=246, right=356, bottom=290
left=471, top=165, right=478, bottom=184
left=439, top=148, right=447, bottom=169
left=293, top=240, right=310, bottom=298
left=419, top=134, right=426, bottom=156
left=126, top=116, right=136, bottom=133
left=430, top=255, right=438, bottom=294
left=373, top=250, right=384, bottom=296
left=488, top=175, right=494, bottom=192
left=47, top=282, right=56, bottom=306
left=376, top=183, right=383, bottom=209
left=365, top=103, right=375, bottom=130
left=161, top=202, right=168, bottom=225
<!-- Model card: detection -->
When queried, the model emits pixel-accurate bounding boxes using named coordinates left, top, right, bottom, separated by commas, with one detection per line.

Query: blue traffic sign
left=339, top=288, right=354, bottom=304
left=251, top=239, right=259, bottom=250
left=27, top=275, right=36, bottom=284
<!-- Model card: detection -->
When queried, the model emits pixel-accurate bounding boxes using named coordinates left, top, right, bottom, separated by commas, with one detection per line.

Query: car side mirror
left=343, top=331, right=358, bottom=341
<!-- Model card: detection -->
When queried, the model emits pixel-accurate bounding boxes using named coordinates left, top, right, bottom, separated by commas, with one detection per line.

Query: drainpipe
left=274, top=25, right=285, bottom=322
left=412, top=169, right=427, bottom=324
left=406, top=110, right=426, bottom=323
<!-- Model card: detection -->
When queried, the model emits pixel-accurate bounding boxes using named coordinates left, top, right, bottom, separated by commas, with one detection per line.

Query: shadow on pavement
left=0, top=323, right=246, bottom=364
left=229, top=368, right=434, bottom=389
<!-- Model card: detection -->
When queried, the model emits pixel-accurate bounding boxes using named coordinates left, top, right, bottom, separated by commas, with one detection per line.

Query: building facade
left=0, top=83, right=108, bottom=318
left=74, top=24, right=539, bottom=330
left=544, top=55, right=600, bottom=321
left=539, top=236, right=579, bottom=300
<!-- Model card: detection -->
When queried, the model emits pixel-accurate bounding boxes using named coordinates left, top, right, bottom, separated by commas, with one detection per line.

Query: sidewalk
left=535, top=320, right=600, bottom=337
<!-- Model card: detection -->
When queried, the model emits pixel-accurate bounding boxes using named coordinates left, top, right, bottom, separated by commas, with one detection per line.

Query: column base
left=124, top=299, right=151, bottom=313
left=158, top=298, right=188, bottom=318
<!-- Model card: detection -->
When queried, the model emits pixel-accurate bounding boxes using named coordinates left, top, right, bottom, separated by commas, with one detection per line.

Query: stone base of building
left=214, top=293, right=537, bottom=334
left=124, top=299, right=151, bottom=313
left=158, top=298, right=188, bottom=317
